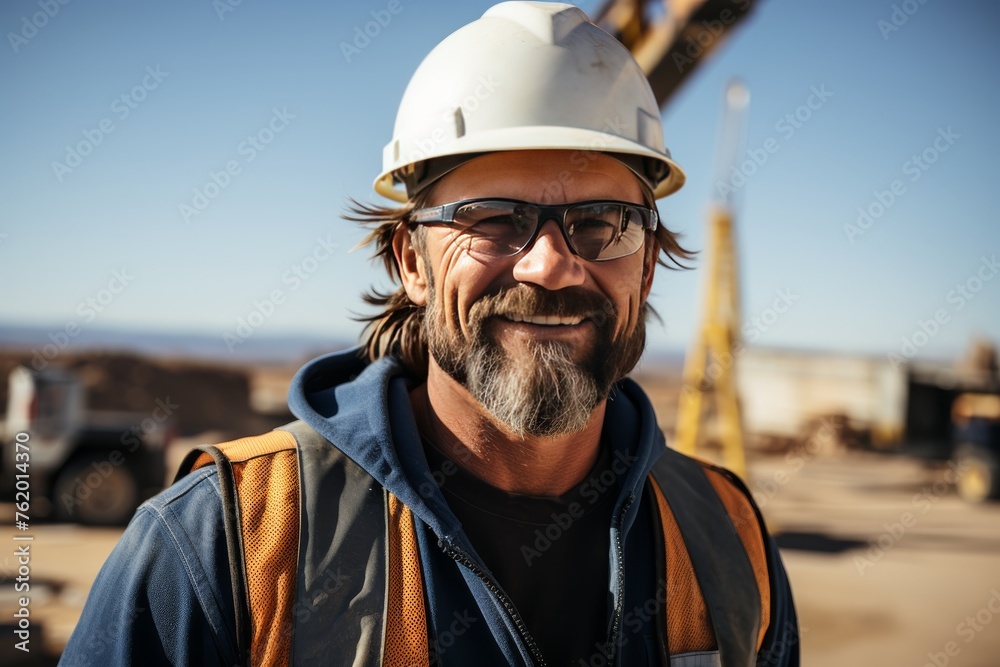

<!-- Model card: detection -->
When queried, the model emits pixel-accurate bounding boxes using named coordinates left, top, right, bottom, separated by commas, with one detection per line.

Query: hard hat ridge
left=483, top=1, right=588, bottom=45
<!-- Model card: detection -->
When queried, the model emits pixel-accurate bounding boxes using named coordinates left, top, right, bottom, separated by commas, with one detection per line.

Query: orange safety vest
left=176, top=421, right=771, bottom=666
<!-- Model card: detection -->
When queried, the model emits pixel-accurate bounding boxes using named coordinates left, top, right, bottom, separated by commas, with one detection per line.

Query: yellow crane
left=594, top=0, right=758, bottom=107
left=674, top=80, right=750, bottom=477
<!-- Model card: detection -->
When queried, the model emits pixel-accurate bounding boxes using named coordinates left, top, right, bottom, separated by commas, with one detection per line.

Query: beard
left=423, top=283, right=647, bottom=438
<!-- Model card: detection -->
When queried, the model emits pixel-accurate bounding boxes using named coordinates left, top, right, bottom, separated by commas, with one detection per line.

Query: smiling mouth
left=502, top=313, right=588, bottom=327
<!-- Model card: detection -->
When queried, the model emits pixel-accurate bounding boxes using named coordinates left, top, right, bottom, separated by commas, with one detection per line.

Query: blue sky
left=1, top=0, right=997, bottom=364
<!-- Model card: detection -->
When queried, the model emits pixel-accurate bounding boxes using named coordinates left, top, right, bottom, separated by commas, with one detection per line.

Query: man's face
left=407, top=150, right=657, bottom=437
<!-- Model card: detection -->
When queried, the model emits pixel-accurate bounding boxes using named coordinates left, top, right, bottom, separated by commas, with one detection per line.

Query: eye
left=474, top=214, right=527, bottom=235
left=456, top=202, right=534, bottom=236
left=567, top=218, right=617, bottom=255
left=570, top=216, right=617, bottom=233
left=568, top=210, right=619, bottom=238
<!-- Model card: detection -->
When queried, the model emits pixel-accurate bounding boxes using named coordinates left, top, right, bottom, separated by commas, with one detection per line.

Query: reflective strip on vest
left=187, top=430, right=300, bottom=666
left=384, top=493, right=430, bottom=665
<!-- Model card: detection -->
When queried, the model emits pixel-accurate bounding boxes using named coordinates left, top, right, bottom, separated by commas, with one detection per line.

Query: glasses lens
left=453, top=201, right=538, bottom=257
left=566, top=204, right=645, bottom=260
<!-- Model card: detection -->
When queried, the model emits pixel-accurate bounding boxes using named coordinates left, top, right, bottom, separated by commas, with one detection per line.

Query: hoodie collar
left=287, top=347, right=666, bottom=543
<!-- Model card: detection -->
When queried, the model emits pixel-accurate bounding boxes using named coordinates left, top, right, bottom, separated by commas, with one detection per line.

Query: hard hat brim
left=374, top=125, right=686, bottom=204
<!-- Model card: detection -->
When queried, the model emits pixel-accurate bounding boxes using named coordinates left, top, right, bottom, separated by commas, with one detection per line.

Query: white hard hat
left=374, top=1, right=686, bottom=203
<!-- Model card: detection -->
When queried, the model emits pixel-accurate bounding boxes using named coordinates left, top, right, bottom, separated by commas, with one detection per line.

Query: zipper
left=604, top=494, right=636, bottom=665
left=440, top=541, right=548, bottom=667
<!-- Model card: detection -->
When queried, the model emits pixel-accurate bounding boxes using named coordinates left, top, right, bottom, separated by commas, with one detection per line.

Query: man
left=62, top=3, right=797, bottom=666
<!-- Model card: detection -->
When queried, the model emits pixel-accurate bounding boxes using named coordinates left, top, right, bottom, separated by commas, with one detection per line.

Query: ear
left=392, top=227, right=429, bottom=306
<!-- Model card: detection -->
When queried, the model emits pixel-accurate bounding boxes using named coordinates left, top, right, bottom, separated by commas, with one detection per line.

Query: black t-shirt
left=423, top=439, right=621, bottom=665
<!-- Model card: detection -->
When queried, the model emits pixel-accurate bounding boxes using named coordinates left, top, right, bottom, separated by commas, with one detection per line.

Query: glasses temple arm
left=409, top=204, right=448, bottom=224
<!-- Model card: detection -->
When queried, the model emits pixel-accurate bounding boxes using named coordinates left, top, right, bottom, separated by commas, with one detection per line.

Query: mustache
left=469, top=285, right=616, bottom=324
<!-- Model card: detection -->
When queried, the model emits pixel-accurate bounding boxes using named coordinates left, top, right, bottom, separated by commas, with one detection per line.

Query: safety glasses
left=409, top=198, right=658, bottom=262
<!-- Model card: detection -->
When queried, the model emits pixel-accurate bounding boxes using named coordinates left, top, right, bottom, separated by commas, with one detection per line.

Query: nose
left=511, top=219, right=587, bottom=290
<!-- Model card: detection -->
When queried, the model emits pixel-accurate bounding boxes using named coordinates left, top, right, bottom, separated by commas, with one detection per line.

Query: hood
left=287, top=346, right=667, bottom=545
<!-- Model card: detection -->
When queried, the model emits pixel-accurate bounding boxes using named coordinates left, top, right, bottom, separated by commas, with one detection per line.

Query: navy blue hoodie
left=60, top=348, right=798, bottom=666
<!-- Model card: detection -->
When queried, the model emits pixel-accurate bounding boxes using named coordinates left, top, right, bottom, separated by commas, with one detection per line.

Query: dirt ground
left=757, top=452, right=1000, bottom=667
left=1, top=449, right=998, bottom=665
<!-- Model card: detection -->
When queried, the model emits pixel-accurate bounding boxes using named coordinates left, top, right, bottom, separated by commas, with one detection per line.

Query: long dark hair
left=346, top=189, right=695, bottom=378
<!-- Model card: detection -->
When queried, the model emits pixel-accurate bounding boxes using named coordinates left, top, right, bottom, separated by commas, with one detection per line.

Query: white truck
left=736, top=348, right=909, bottom=450
left=736, top=346, right=1000, bottom=501
left=1, top=366, right=169, bottom=524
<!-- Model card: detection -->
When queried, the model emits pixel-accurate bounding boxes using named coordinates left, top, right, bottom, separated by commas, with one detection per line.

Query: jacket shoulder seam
left=139, top=473, right=236, bottom=660
left=143, top=465, right=221, bottom=510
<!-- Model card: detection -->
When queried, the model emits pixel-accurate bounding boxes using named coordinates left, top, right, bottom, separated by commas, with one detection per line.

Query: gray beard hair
left=423, top=284, right=646, bottom=439
left=463, top=335, right=602, bottom=438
